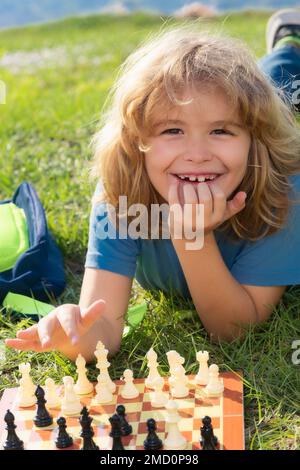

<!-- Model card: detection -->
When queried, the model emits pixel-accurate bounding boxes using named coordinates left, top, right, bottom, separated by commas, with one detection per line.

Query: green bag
left=0, top=203, right=29, bottom=272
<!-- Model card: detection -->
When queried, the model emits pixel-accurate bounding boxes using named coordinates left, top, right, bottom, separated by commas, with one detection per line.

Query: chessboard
left=0, top=372, right=244, bottom=450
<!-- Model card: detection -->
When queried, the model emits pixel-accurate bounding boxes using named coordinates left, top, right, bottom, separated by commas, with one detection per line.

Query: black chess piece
left=33, top=385, right=53, bottom=428
left=143, top=418, right=163, bottom=450
left=200, top=416, right=219, bottom=450
left=3, top=410, right=24, bottom=450
left=55, top=416, right=74, bottom=449
left=79, top=406, right=99, bottom=450
left=116, top=405, right=132, bottom=436
left=109, top=414, right=124, bottom=450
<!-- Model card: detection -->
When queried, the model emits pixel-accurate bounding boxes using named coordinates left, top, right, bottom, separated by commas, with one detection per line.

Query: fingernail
left=71, top=336, right=79, bottom=345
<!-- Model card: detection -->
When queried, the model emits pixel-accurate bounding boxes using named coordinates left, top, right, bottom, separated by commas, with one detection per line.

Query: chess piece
left=79, top=406, right=99, bottom=450
left=145, top=348, right=161, bottom=389
left=74, top=354, right=94, bottom=395
left=150, top=375, right=169, bottom=407
left=120, top=369, right=139, bottom=399
left=33, top=385, right=53, bottom=428
left=116, top=405, right=132, bottom=436
left=200, top=416, right=219, bottom=450
left=61, top=376, right=82, bottom=416
left=195, top=351, right=209, bottom=385
left=45, top=378, right=61, bottom=409
left=55, top=416, right=73, bottom=449
left=169, top=366, right=189, bottom=398
left=143, top=418, right=163, bottom=450
left=204, top=364, right=224, bottom=397
left=164, top=400, right=187, bottom=450
left=166, top=350, right=186, bottom=377
left=109, top=414, right=124, bottom=450
left=16, top=363, right=36, bottom=408
left=94, top=342, right=116, bottom=393
left=94, top=375, right=113, bottom=404
left=3, top=410, right=24, bottom=450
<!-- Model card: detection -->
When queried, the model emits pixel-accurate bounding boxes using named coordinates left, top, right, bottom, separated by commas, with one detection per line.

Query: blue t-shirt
left=85, top=175, right=300, bottom=298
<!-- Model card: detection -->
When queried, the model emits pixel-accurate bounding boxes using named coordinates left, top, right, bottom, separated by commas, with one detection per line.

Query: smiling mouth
left=171, top=174, right=222, bottom=184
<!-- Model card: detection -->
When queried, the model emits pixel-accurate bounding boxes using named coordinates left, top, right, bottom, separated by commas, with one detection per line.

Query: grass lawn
left=0, top=11, right=299, bottom=450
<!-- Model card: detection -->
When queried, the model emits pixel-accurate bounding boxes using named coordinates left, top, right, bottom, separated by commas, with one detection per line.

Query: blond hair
left=91, top=24, right=300, bottom=241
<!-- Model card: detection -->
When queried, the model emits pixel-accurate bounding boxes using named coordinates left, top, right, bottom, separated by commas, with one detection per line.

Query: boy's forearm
left=59, top=316, right=122, bottom=363
left=171, top=232, right=259, bottom=341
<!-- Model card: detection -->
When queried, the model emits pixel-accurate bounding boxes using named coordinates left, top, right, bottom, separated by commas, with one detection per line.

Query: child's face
left=143, top=86, right=251, bottom=205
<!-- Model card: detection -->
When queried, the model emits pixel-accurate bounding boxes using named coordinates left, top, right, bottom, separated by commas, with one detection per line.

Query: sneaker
left=266, top=8, right=300, bottom=53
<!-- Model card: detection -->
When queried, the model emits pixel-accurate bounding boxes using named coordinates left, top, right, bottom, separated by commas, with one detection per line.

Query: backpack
left=0, top=181, right=66, bottom=304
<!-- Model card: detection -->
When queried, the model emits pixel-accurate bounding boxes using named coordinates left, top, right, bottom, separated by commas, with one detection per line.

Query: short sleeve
left=85, top=184, right=140, bottom=278
left=231, top=175, right=300, bottom=286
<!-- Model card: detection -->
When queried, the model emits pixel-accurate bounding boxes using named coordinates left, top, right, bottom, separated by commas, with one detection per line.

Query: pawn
left=109, top=414, right=124, bottom=450
left=33, top=385, right=53, bottom=428
left=3, top=410, right=24, bottom=450
left=150, top=375, right=168, bottom=408
left=61, top=376, right=82, bottom=416
left=204, top=365, right=224, bottom=397
left=94, top=375, right=113, bottom=404
left=169, top=366, right=189, bottom=398
left=200, top=416, right=219, bottom=450
left=143, top=418, right=163, bottom=450
left=45, top=378, right=61, bottom=409
left=116, top=405, right=132, bottom=436
left=79, top=406, right=99, bottom=450
left=120, top=369, right=139, bottom=399
left=55, top=416, right=73, bottom=449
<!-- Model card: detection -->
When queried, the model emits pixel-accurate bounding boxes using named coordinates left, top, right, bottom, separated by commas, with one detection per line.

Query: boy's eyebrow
left=153, top=119, right=243, bottom=128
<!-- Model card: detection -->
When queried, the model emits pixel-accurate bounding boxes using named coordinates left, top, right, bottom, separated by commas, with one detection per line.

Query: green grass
left=0, top=11, right=299, bottom=450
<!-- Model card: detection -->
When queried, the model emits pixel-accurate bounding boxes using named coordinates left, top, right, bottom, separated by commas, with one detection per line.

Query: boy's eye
left=212, top=128, right=233, bottom=135
left=162, top=128, right=182, bottom=135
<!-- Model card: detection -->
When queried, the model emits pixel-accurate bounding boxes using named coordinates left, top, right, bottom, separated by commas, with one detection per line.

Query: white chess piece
left=166, top=350, right=186, bottom=377
left=150, top=375, right=169, bottom=407
left=195, top=351, right=209, bottom=385
left=16, top=363, right=36, bottom=407
left=145, top=348, right=161, bottom=389
left=94, top=346, right=116, bottom=393
left=74, top=354, right=94, bottom=395
left=61, top=376, right=82, bottom=415
left=204, top=364, right=224, bottom=397
left=164, top=400, right=187, bottom=450
left=94, top=376, right=113, bottom=404
left=169, top=366, right=189, bottom=398
left=120, top=369, right=139, bottom=399
left=45, top=378, right=61, bottom=409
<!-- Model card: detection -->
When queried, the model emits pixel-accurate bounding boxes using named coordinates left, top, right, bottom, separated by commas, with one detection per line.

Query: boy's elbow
left=206, top=324, right=247, bottom=343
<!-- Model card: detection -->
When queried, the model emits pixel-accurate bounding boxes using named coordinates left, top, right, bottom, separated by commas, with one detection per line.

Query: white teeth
left=176, top=174, right=218, bottom=182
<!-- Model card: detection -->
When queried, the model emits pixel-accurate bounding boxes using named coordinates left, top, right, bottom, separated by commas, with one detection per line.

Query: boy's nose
left=182, top=138, right=213, bottom=163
